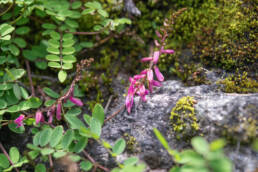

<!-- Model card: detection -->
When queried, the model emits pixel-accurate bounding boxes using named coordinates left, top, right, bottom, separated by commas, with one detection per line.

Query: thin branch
left=31, top=74, right=58, bottom=82
left=0, top=142, right=19, bottom=172
left=25, top=60, right=35, bottom=97
left=48, top=155, right=53, bottom=168
left=104, top=104, right=125, bottom=123
left=82, top=150, right=110, bottom=172
left=104, top=95, right=113, bottom=114
left=0, top=3, right=13, bottom=17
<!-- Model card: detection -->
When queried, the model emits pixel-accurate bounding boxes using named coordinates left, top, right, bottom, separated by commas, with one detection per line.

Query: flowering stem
left=0, top=142, right=19, bottom=172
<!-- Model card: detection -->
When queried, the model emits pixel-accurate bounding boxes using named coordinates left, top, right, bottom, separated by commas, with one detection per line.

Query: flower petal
left=153, top=51, right=160, bottom=64
left=147, top=69, right=153, bottom=82
left=141, top=57, right=153, bottom=62
left=35, top=110, right=42, bottom=124
left=70, top=96, right=83, bottom=107
left=14, top=114, right=25, bottom=128
left=154, top=66, right=164, bottom=82
left=161, top=49, right=174, bottom=54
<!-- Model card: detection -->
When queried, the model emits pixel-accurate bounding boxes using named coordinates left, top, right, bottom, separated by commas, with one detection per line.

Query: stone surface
left=88, top=77, right=258, bottom=171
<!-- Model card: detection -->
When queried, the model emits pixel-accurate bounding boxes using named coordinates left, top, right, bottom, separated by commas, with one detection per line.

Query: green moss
left=217, top=72, right=258, bottom=93
left=170, top=96, right=199, bottom=139
left=123, top=133, right=139, bottom=153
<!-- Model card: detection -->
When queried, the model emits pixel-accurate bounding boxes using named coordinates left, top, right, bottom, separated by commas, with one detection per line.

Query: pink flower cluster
left=14, top=90, right=84, bottom=128
left=125, top=30, right=174, bottom=113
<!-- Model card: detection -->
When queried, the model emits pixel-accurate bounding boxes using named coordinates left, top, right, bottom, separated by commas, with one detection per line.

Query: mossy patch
left=217, top=72, right=258, bottom=93
left=170, top=96, right=199, bottom=139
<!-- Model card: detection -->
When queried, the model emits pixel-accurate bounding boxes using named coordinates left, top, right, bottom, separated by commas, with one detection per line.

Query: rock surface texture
left=88, top=77, right=258, bottom=172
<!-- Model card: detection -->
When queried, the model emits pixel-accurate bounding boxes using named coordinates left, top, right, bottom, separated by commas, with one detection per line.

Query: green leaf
left=80, top=161, right=92, bottom=171
left=43, top=87, right=60, bottom=98
left=28, top=150, right=39, bottom=160
left=13, top=84, right=21, bottom=100
left=46, top=54, right=60, bottom=62
left=9, top=44, right=20, bottom=56
left=13, top=38, right=27, bottom=48
left=66, top=107, right=82, bottom=116
left=102, top=140, right=112, bottom=149
left=48, top=62, right=61, bottom=68
left=36, top=61, right=48, bottom=70
left=177, top=150, right=205, bottom=166
left=62, top=129, right=74, bottom=149
left=15, top=26, right=30, bottom=35
left=153, top=128, right=170, bottom=150
left=0, top=35, right=11, bottom=40
left=62, top=39, right=75, bottom=48
left=0, top=23, right=14, bottom=36
left=191, top=137, right=209, bottom=155
left=80, top=41, right=94, bottom=48
left=33, top=132, right=41, bottom=146
left=8, top=122, right=25, bottom=134
left=50, top=126, right=64, bottom=147
left=0, top=83, right=12, bottom=90
left=47, top=47, right=60, bottom=54
left=41, top=148, right=54, bottom=155
left=53, top=151, right=67, bottom=159
left=58, top=70, right=67, bottom=83
left=44, top=99, right=56, bottom=107
left=50, top=31, right=60, bottom=40
left=82, top=8, right=95, bottom=15
left=83, top=114, right=91, bottom=126
left=65, top=115, right=85, bottom=130
left=0, top=153, right=10, bottom=168
left=39, top=128, right=53, bottom=147
left=210, top=139, right=226, bottom=151
left=62, top=33, right=73, bottom=41
left=73, top=137, right=88, bottom=153
left=90, top=118, right=101, bottom=138
left=0, top=99, right=7, bottom=109
left=97, top=9, right=108, bottom=17
left=62, top=47, right=75, bottom=55
left=85, top=1, right=102, bottom=9
left=71, top=1, right=82, bottom=9
left=5, top=68, right=25, bottom=81
left=9, top=147, right=20, bottom=164
left=209, top=158, right=232, bottom=172
left=42, top=23, right=56, bottom=30
left=20, top=86, right=29, bottom=99
left=35, top=163, right=46, bottom=172
left=112, top=138, right=126, bottom=155
left=7, top=105, right=20, bottom=112
left=62, top=63, right=73, bottom=70
left=27, top=97, right=42, bottom=108
left=92, top=103, right=105, bottom=126
left=123, top=157, right=139, bottom=166
left=65, top=19, right=79, bottom=28
left=48, top=39, right=60, bottom=48
left=63, top=55, right=76, bottom=63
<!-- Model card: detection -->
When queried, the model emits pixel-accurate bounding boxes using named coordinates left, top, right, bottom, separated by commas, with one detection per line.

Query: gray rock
left=88, top=78, right=258, bottom=171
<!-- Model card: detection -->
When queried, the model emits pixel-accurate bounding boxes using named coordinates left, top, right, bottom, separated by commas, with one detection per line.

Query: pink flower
left=151, top=80, right=162, bottom=87
left=141, top=57, right=153, bottom=62
left=156, top=30, right=162, bottom=38
left=14, top=114, right=25, bottom=128
left=153, top=51, right=160, bottom=64
left=154, top=40, right=160, bottom=47
left=56, top=103, right=62, bottom=120
left=69, top=96, right=83, bottom=106
left=154, top=66, right=164, bottom=81
left=125, top=94, right=134, bottom=113
left=161, top=49, right=174, bottom=54
left=147, top=69, right=153, bottom=82
left=35, top=110, right=43, bottom=125
left=133, top=74, right=146, bottom=80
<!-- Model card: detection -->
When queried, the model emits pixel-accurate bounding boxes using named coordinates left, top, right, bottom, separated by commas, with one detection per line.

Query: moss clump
left=123, top=133, right=139, bottom=153
left=217, top=72, right=258, bottom=93
left=170, top=96, right=199, bottom=139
